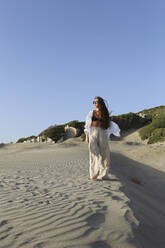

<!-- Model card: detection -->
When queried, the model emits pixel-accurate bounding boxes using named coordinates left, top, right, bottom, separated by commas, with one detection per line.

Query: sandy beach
left=0, top=132, right=165, bottom=248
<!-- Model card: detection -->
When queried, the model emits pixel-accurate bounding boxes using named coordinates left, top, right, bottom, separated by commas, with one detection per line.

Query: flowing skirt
left=88, top=126, right=110, bottom=180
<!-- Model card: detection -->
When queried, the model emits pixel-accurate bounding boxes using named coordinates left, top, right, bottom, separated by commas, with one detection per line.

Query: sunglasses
left=93, top=100, right=99, bottom=104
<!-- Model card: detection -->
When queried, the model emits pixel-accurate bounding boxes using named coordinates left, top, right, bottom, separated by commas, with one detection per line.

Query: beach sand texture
left=0, top=133, right=165, bottom=248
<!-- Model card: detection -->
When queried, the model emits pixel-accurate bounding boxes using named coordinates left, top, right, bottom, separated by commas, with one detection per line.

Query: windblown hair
left=94, top=96, right=110, bottom=129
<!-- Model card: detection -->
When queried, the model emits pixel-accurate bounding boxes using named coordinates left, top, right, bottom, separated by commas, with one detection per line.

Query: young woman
left=84, top=96, right=120, bottom=181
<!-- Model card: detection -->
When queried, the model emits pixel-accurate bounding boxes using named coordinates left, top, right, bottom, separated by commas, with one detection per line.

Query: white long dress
left=84, top=110, right=120, bottom=179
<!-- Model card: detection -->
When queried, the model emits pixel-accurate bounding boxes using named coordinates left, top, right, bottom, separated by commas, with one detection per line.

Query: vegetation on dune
left=16, top=106, right=165, bottom=145
left=148, top=128, right=165, bottom=144
left=38, top=120, right=85, bottom=142
left=138, top=105, right=165, bottom=117
left=81, top=133, right=86, bottom=141
left=152, top=113, right=165, bottom=128
left=16, top=121, right=85, bottom=143
left=65, top=120, right=85, bottom=130
left=39, top=125, right=66, bottom=142
left=17, top=136, right=37, bottom=143
left=139, top=124, right=155, bottom=140
left=111, top=112, right=151, bottom=131
left=139, top=113, right=165, bottom=144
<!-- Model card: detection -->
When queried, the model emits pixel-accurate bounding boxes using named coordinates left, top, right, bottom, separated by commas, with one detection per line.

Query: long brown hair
left=94, top=96, right=110, bottom=129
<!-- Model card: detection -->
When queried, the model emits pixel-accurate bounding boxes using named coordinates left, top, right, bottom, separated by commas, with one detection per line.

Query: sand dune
left=0, top=135, right=165, bottom=248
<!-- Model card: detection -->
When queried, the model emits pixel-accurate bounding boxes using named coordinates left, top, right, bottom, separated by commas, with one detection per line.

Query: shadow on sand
left=109, top=152, right=165, bottom=248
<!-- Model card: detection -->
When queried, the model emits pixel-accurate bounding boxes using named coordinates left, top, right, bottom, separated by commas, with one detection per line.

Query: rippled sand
left=0, top=135, right=165, bottom=248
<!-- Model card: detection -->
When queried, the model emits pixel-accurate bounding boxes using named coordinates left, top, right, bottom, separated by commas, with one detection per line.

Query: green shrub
left=39, top=120, right=85, bottom=142
left=17, top=138, right=26, bottom=143
left=16, top=135, right=37, bottom=143
left=147, top=128, right=165, bottom=144
left=152, top=114, right=165, bottom=128
left=39, top=125, right=66, bottom=142
left=68, top=121, right=85, bottom=136
left=139, top=113, right=165, bottom=143
left=111, top=112, right=151, bottom=131
left=139, top=124, right=155, bottom=140
left=81, top=133, right=86, bottom=141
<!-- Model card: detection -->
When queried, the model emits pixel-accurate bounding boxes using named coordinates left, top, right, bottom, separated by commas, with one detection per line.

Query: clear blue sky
left=0, top=0, right=164, bottom=143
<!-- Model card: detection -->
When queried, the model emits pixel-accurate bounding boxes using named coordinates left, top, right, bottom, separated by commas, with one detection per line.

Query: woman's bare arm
left=85, top=132, right=89, bottom=144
